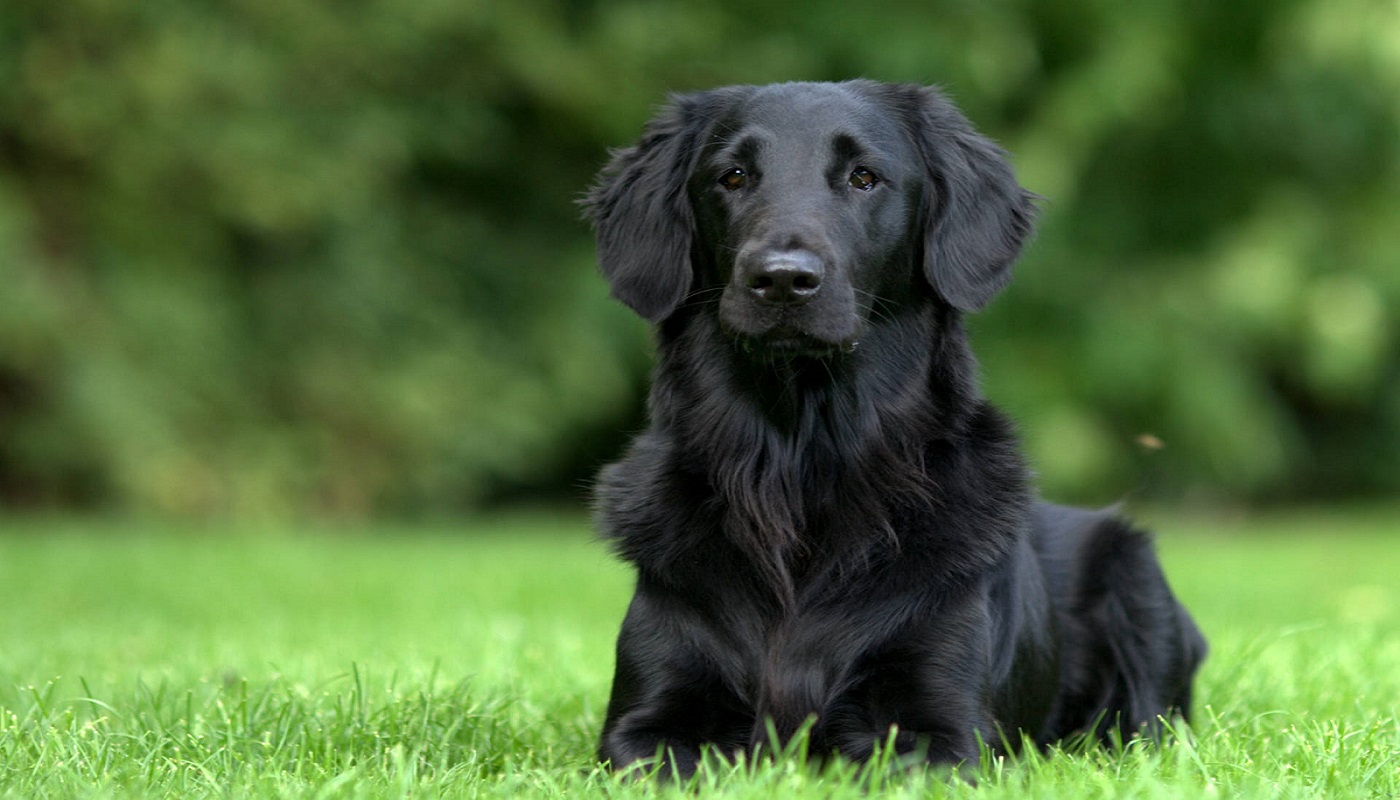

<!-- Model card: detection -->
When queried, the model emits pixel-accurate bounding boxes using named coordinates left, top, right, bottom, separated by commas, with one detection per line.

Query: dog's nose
left=745, top=251, right=824, bottom=306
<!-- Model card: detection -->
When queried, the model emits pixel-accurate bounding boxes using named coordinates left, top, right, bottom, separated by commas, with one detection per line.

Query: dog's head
left=584, top=81, right=1036, bottom=358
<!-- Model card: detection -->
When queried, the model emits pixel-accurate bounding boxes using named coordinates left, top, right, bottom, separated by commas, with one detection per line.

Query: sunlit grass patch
left=1, top=510, right=1397, bottom=797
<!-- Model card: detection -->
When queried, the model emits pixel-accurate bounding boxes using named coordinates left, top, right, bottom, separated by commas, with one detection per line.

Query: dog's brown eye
left=849, top=167, right=879, bottom=191
left=719, top=168, right=748, bottom=191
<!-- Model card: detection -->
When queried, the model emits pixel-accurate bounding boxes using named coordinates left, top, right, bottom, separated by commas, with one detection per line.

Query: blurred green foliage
left=0, top=0, right=1396, bottom=516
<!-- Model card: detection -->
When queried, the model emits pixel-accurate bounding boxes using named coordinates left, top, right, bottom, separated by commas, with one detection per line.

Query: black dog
left=584, top=80, right=1205, bottom=777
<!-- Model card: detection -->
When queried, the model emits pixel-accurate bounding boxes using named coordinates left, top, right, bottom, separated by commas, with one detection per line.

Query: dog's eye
left=719, top=168, right=748, bottom=191
left=849, top=167, right=880, bottom=191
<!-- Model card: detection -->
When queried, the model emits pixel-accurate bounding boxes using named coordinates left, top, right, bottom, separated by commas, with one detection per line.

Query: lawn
left=1, top=509, right=1397, bottom=798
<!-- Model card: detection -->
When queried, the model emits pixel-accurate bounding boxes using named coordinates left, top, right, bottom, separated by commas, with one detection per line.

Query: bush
left=1, top=0, right=1396, bottom=514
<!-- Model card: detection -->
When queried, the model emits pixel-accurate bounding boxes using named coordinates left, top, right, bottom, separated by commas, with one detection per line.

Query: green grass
left=1, top=509, right=1397, bottom=798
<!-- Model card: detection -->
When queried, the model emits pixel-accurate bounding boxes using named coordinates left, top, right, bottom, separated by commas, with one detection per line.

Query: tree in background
left=1, top=0, right=1396, bottom=516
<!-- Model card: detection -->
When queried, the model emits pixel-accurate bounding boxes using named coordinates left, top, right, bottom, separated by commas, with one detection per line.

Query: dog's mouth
left=718, top=282, right=864, bottom=360
left=737, top=327, right=860, bottom=360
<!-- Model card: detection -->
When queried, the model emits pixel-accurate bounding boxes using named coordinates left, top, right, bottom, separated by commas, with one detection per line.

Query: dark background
left=2, top=0, right=1397, bottom=519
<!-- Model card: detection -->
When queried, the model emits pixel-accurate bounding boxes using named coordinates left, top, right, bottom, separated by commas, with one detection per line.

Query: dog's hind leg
left=1039, top=509, right=1206, bottom=744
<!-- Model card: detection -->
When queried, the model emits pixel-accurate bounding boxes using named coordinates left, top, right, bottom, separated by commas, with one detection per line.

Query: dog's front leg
left=598, top=589, right=748, bottom=779
left=752, top=590, right=996, bottom=767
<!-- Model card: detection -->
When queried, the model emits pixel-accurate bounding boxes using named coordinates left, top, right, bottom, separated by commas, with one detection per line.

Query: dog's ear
left=582, top=94, right=715, bottom=322
left=909, top=86, right=1037, bottom=312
